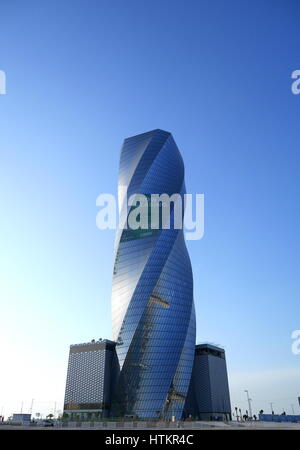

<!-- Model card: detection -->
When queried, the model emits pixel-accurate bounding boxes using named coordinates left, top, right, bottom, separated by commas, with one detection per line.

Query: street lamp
left=244, top=390, right=252, bottom=419
left=234, top=406, right=238, bottom=422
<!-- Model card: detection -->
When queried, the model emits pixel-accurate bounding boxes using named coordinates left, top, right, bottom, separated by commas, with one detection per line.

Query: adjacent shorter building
left=63, top=339, right=119, bottom=420
left=184, top=344, right=231, bottom=421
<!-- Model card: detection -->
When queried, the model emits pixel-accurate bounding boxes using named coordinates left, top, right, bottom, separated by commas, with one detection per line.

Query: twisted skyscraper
left=111, top=129, right=196, bottom=419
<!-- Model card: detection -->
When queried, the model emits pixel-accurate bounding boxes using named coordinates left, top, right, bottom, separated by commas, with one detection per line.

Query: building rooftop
left=70, top=338, right=116, bottom=347
left=196, top=342, right=225, bottom=352
left=69, top=339, right=117, bottom=354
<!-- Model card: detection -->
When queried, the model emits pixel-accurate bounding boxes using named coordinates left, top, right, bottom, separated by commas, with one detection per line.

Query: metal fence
left=259, top=414, right=300, bottom=423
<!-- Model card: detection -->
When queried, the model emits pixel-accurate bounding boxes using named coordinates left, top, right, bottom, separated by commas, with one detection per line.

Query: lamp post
left=244, top=390, right=252, bottom=419
left=234, top=407, right=238, bottom=422
left=239, top=408, right=242, bottom=421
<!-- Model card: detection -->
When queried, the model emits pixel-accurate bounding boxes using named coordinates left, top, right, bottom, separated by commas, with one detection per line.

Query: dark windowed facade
left=184, top=344, right=232, bottom=421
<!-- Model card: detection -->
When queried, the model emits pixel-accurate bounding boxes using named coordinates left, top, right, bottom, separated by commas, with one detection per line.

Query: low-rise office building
left=12, top=413, right=31, bottom=424
left=63, top=339, right=119, bottom=420
left=184, top=344, right=231, bottom=421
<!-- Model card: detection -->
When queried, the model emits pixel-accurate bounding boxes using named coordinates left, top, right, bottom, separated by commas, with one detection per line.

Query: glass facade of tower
left=111, top=129, right=196, bottom=419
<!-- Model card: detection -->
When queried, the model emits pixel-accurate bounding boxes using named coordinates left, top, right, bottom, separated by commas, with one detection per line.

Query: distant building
left=12, top=413, right=31, bottom=423
left=63, top=339, right=119, bottom=420
left=184, top=344, right=231, bottom=421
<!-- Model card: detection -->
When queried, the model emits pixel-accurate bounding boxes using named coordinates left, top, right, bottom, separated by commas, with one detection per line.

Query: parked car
left=40, top=419, right=54, bottom=427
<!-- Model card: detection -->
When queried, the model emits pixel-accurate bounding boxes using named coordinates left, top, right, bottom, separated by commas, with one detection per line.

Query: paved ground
left=1, top=421, right=300, bottom=430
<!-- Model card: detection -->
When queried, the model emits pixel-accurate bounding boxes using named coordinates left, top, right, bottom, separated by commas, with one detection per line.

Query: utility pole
left=270, top=402, right=274, bottom=414
left=30, top=399, right=34, bottom=415
left=244, top=390, right=252, bottom=419
left=291, top=404, right=295, bottom=415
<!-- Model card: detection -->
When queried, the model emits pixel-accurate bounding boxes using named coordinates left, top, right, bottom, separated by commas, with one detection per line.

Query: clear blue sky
left=0, top=0, right=300, bottom=417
